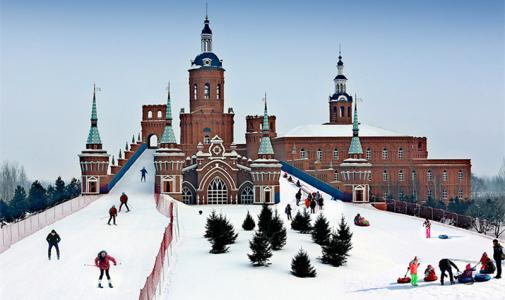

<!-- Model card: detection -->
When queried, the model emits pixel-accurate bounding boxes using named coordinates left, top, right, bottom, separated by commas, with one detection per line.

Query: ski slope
left=0, top=149, right=168, bottom=300
left=164, top=176, right=504, bottom=300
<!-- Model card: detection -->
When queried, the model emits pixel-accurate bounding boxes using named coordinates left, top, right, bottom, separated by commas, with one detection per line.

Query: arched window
left=458, top=170, right=463, bottom=181
left=458, top=189, right=464, bottom=199
left=204, top=135, right=210, bottom=144
left=398, top=170, right=404, bottom=181
left=317, top=149, right=323, bottom=161
left=207, top=177, right=228, bottom=204
left=147, top=111, right=153, bottom=119
left=442, top=189, right=448, bottom=200
left=334, top=171, right=339, bottom=181
left=412, top=170, right=417, bottom=181
left=366, top=148, right=372, bottom=160
left=427, top=170, right=432, bottom=181
left=217, top=84, right=221, bottom=99
left=300, top=148, right=307, bottom=159
left=333, top=149, right=339, bottom=160
left=382, top=148, right=389, bottom=160
left=442, top=170, right=448, bottom=181
left=340, top=106, right=344, bottom=117
left=240, top=186, right=254, bottom=204
left=157, top=110, right=162, bottom=118
left=193, top=84, right=198, bottom=100
left=204, top=83, right=210, bottom=99
left=383, top=170, right=389, bottom=181
left=182, top=187, right=193, bottom=204
left=418, top=142, right=423, bottom=151
left=427, top=189, right=432, bottom=199
left=348, top=106, right=352, bottom=117
left=398, top=148, right=404, bottom=160
left=333, top=106, right=337, bottom=113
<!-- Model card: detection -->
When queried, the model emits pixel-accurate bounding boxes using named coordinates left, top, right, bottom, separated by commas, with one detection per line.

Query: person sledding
left=354, top=213, right=369, bottom=226
left=456, top=264, right=475, bottom=283
left=288, top=175, right=293, bottom=182
left=422, top=218, right=431, bottom=238
left=439, top=258, right=459, bottom=285
left=283, top=172, right=288, bottom=178
left=479, top=252, right=496, bottom=274
left=108, top=205, right=118, bottom=225
left=118, top=192, right=130, bottom=212
left=408, top=256, right=420, bottom=286
left=46, top=229, right=61, bottom=260
left=296, top=180, right=301, bottom=187
left=424, top=264, right=438, bottom=282
left=95, top=250, right=117, bottom=288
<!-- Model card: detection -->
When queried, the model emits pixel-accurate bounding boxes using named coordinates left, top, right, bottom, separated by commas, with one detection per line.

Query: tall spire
left=86, top=84, right=102, bottom=148
left=159, top=82, right=177, bottom=146
left=258, top=94, right=274, bottom=156
left=348, top=97, right=363, bottom=155
left=262, top=93, right=269, bottom=132
left=201, top=4, right=213, bottom=52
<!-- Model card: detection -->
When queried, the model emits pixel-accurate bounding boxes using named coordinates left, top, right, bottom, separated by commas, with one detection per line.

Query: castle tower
left=79, top=85, right=110, bottom=194
left=329, top=52, right=353, bottom=124
left=154, top=84, right=185, bottom=198
left=245, top=114, right=277, bottom=160
left=250, top=96, right=281, bottom=204
left=180, top=13, right=234, bottom=154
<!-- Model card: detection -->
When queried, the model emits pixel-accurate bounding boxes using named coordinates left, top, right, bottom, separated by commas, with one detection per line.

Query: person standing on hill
left=438, top=258, right=460, bottom=285
left=140, top=167, right=148, bottom=182
left=95, top=250, right=117, bottom=288
left=285, top=204, right=292, bottom=220
left=46, top=229, right=61, bottom=260
left=295, top=189, right=302, bottom=206
left=493, top=239, right=503, bottom=279
left=118, top=192, right=130, bottom=212
left=408, top=256, right=420, bottom=286
left=107, top=205, right=118, bottom=225
left=309, top=198, right=316, bottom=214
left=423, top=218, right=431, bottom=238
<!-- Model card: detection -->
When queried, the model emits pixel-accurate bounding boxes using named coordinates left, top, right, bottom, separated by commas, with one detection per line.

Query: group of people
left=406, top=239, right=503, bottom=287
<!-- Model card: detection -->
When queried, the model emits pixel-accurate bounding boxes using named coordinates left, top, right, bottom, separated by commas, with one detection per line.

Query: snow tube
left=457, top=276, right=474, bottom=284
left=474, top=274, right=491, bottom=282
left=355, top=220, right=370, bottom=227
left=424, top=276, right=438, bottom=282
left=480, top=269, right=494, bottom=274
left=397, top=277, right=411, bottom=284
left=438, top=234, right=449, bottom=239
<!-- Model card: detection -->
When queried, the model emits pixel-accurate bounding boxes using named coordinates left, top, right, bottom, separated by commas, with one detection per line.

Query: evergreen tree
left=269, top=211, right=287, bottom=250
left=291, top=248, right=317, bottom=277
left=53, top=176, right=66, bottom=203
left=248, top=231, right=272, bottom=266
left=321, top=216, right=353, bottom=267
left=46, top=185, right=56, bottom=206
left=291, top=208, right=312, bottom=233
left=311, top=214, right=331, bottom=245
left=0, top=200, right=12, bottom=222
left=9, top=185, right=28, bottom=220
left=65, top=178, right=81, bottom=198
left=204, top=211, right=238, bottom=253
left=257, top=204, right=273, bottom=233
left=27, top=180, right=47, bottom=212
left=242, top=211, right=256, bottom=231
left=132, top=134, right=135, bottom=144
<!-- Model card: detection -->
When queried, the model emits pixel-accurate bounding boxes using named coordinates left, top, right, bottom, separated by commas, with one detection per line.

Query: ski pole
left=84, top=264, right=96, bottom=267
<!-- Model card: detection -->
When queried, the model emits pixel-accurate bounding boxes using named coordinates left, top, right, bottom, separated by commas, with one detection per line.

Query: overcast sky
left=1, top=0, right=504, bottom=182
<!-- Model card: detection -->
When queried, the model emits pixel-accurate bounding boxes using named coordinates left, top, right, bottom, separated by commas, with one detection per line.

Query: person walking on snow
left=438, top=258, right=460, bottom=285
left=46, top=229, right=61, bottom=260
left=309, top=198, right=317, bottom=214
left=285, top=204, right=292, bottom=220
left=295, top=189, right=302, bottom=206
left=108, top=205, right=118, bottom=225
left=140, top=167, right=148, bottom=182
left=95, top=250, right=117, bottom=288
left=493, top=239, right=503, bottom=279
left=408, top=256, right=420, bottom=286
left=118, top=192, right=130, bottom=212
left=423, top=218, right=431, bottom=238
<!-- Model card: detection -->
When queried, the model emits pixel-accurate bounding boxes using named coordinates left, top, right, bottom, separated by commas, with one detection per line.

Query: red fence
left=138, top=195, right=177, bottom=300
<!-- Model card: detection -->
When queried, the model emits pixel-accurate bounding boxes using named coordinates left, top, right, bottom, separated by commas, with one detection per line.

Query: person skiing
left=108, top=205, right=118, bottom=225
left=285, top=204, right=292, bottom=220
left=95, top=250, right=117, bottom=288
left=493, top=239, right=503, bottom=279
left=295, top=189, right=302, bottom=206
left=118, top=192, right=130, bottom=212
left=46, top=229, right=61, bottom=260
left=438, top=258, right=460, bottom=285
left=408, top=256, right=420, bottom=286
left=423, top=218, right=431, bottom=238
left=309, top=198, right=316, bottom=214
left=140, top=167, right=148, bottom=182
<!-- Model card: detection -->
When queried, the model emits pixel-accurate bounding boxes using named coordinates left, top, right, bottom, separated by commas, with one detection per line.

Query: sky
left=1, top=0, right=504, bottom=182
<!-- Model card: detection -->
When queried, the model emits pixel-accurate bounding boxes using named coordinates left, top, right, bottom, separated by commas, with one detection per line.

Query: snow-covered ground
left=165, top=176, right=504, bottom=300
left=0, top=149, right=168, bottom=300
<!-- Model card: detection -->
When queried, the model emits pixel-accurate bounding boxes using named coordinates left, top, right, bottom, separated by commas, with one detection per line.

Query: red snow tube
left=397, top=277, right=411, bottom=284
left=424, top=275, right=438, bottom=282
left=355, top=220, right=370, bottom=227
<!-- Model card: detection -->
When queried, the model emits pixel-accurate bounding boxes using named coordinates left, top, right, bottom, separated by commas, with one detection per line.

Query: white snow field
left=165, top=176, right=504, bottom=300
left=0, top=149, right=169, bottom=300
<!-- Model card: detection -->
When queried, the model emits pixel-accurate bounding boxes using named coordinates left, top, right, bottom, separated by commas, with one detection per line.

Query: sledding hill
left=164, top=176, right=504, bottom=300
left=0, top=149, right=168, bottom=300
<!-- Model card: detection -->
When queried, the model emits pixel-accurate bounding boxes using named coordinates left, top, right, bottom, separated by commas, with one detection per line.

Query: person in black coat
left=295, top=189, right=302, bottom=206
left=438, top=258, right=460, bottom=285
left=309, top=199, right=317, bottom=213
left=46, top=229, right=61, bottom=260
left=493, top=239, right=503, bottom=279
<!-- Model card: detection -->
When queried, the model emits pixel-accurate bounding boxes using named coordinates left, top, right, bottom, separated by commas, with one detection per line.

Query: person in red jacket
left=108, top=205, right=118, bottom=225
left=118, top=192, right=130, bottom=212
left=480, top=252, right=490, bottom=270
left=95, top=250, right=117, bottom=288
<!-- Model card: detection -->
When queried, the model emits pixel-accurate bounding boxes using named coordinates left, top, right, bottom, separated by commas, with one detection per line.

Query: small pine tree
left=132, top=134, right=135, bottom=144
left=321, top=216, right=353, bottom=267
left=291, top=209, right=312, bottom=233
left=270, top=211, right=287, bottom=250
left=137, top=133, right=141, bottom=142
left=125, top=142, right=129, bottom=151
left=291, top=210, right=303, bottom=231
left=119, top=149, right=122, bottom=159
left=248, top=231, right=272, bottom=266
left=242, top=211, right=256, bottom=231
left=27, top=180, right=47, bottom=212
left=204, top=211, right=238, bottom=254
left=9, top=185, right=27, bottom=220
left=311, top=214, right=330, bottom=245
left=291, top=248, right=316, bottom=277
left=258, top=204, right=273, bottom=233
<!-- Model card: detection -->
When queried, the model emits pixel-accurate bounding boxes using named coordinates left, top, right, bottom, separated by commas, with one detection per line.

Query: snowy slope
left=164, top=176, right=504, bottom=300
left=0, top=149, right=168, bottom=300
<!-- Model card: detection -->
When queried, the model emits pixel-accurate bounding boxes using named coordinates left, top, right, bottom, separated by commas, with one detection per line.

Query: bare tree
left=0, top=161, right=30, bottom=202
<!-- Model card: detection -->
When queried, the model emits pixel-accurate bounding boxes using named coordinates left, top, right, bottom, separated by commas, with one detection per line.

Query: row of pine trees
left=0, top=177, right=81, bottom=223
left=203, top=205, right=352, bottom=278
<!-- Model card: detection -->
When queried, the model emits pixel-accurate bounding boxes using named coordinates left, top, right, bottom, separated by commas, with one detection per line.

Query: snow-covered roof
left=280, top=123, right=408, bottom=138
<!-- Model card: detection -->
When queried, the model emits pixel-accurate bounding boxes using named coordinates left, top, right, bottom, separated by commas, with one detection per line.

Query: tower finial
left=167, top=81, right=171, bottom=100
left=165, top=81, right=172, bottom=121
left=205, top=2, right=208, bottom=20
left=339, top=43, right=341, bottom=56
